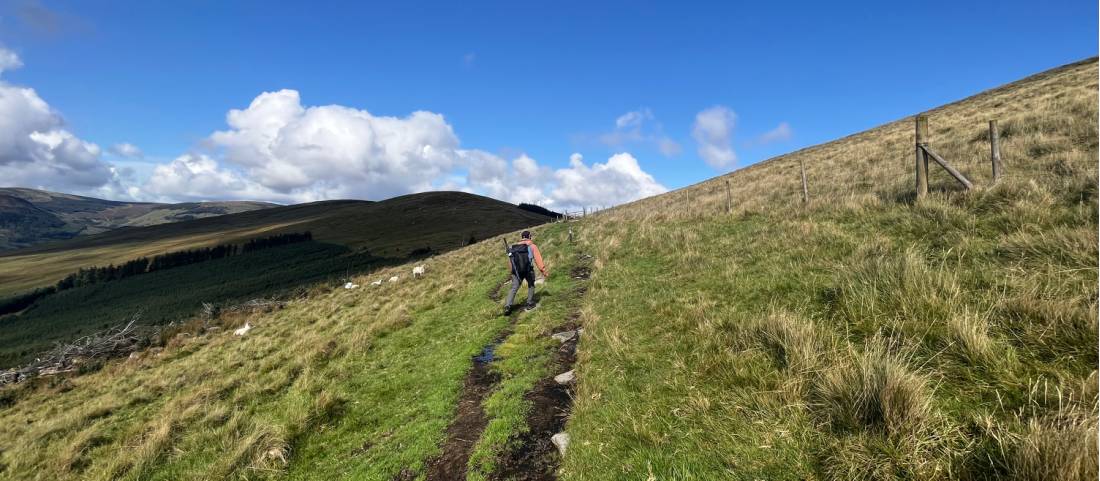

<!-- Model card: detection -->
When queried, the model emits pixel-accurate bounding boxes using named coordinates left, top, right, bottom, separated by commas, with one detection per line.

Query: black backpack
left=509, top=243, right=532, bottom=274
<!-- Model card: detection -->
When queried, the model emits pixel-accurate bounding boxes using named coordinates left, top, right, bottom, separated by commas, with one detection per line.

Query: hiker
left=504, top=231, right=548, bottom=315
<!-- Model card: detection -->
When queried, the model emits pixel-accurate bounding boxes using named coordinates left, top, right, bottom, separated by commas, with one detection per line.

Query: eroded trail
left=490, top=253, right=591, bottom=481
left=425, top=247, right=591, bottom=481
left=422, top=334, right=507, bottom=480
left=423, top=279, right=518, bottom=481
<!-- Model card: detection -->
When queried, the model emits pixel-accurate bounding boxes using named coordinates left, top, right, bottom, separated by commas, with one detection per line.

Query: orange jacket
left=508, top=239, right=547, bottom=276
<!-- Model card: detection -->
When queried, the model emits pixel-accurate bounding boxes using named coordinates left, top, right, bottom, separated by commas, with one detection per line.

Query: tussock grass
left=560, top=58, right=1097, bottom=480
left=1008, top=408, right=1098, bottom=481
left=753, top=311, right=824, bottom=375
left=945, top=309, right=1005, bottom=367
left=0, top=59, right=1095, bottom=480
left=814, top=338, right=933, bottom=439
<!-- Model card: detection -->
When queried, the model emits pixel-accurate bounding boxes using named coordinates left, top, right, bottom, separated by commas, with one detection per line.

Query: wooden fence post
left=799, top=159, right=809, bottom=203
left=725, top=180, right=732, bottom=213
left=915, top=115, right=929, bottom=199
left=989, top=120, right=1003, bottom=182
left=922, top=147, right=974, bottom=190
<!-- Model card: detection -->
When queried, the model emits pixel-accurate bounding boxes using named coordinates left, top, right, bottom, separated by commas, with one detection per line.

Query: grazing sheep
left=412, top=265, right=426, bottom=278
left=371, top=279, right=383, bottom=286
left=344, top=281, right=359, bottom=289
left=234, top=322, right=252, bottom=336
left=389, top=275, right=400, bottom=283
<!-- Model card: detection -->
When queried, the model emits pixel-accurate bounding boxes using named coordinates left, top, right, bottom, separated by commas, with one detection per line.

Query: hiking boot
left=503, top=306, right=512, bottom=316
left=524, top=303, right=538, bottom=312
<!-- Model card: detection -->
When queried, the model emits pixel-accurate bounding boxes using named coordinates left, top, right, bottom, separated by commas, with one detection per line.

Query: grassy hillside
left=0, top=241, right=390, bottom=368
left=0, top=191, right=551, bottom=296
left=560, top=58, right=1098, bottom=479
left=0, top=187, right=275, bottom=251
left=0, top=58, right=1094, bottom=481
left=0, top=191, right=550, bottom=369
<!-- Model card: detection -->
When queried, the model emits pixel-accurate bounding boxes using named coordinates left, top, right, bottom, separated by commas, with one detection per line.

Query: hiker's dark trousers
left=505, top=270, right=537, bottom=308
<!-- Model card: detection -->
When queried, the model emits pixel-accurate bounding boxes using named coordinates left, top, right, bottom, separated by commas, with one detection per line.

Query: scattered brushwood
left=199, top=297, right=286, bottom=321
left=0, top=315, right=150, bottom=386
left=222, top=298, right=286, bottom=315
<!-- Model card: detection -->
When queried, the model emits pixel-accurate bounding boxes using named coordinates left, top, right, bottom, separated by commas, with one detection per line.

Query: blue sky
left=0, top=0, right=1095, bottom=206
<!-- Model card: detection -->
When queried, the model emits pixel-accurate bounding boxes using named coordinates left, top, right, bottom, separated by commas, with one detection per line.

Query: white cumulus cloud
left=0, top=46, right=126, bottom=196
left=144, top=153, right=288, bottom=203
left=551, top=153, right=666, bottom=208
left=152, top=88, right=463, bottom=202
left=146, top=89, right=668, bottom=208
left=692, top=105, right=737, bottom=170
left=0, top=47, right=669, bottom=209
left=465, top=150, right=666, bottom=210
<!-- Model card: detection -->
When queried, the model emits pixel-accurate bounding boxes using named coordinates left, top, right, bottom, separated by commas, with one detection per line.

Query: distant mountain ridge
left=0, top=188, right=276, bottom=251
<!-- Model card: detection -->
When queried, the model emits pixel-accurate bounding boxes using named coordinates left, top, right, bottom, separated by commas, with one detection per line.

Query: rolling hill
left=0, top=187, right=276, bottom=251
left=0, top=191, right=552, bottom=297
left=0, top=58, right=1095, bottom=481
left=0, top=191, right=555, bottom=368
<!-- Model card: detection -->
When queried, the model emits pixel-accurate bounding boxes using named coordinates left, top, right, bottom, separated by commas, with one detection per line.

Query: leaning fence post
left=915, top=115, right=930, bottom=199
left=799, top=159, right=809, bottom=203
left=989, top=120, right=1003, bottom=182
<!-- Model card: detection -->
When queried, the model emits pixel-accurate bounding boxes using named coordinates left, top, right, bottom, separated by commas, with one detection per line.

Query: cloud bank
left=141, top=88, right=667, bottom=208
left=0, top=47, right=668, bottom=209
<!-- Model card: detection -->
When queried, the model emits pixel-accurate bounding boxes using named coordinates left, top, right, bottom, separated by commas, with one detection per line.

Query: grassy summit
left=0, top=59, right=1095, bottom=480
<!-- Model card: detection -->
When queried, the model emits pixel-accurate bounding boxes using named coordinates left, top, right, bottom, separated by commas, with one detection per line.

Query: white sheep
left=371, top=279, right=383, bottom=286
left=412, top=265, right=426, bottom=278
left=388, top=275, right=400, bottom=283
left=233, top=322, right=252, bottom=336
left=344, top=281, right=359, bottom=289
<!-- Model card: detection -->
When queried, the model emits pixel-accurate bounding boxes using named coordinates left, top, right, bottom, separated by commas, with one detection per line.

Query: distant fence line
left=715, top=114, right=1008, bottom=214
left=554, top=207, right=608, bottom=221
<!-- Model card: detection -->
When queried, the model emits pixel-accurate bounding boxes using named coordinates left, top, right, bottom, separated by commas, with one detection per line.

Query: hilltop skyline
left=0, top=0, right=1095, bottom=208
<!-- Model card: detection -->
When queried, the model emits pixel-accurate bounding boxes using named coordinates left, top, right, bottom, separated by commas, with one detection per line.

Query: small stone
left=551, top=432, right=570, bottom=456
left=550, top=330, right=577, bottom=343
left=554, top=370, right=575, bottom=384
left=128, top=352, right=140, bottom=361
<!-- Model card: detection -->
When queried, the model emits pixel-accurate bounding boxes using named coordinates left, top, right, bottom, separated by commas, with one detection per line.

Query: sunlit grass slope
left=0, top=220, right=580, bottom=480
left=0, top=58, right=1095, bottom=481
left=561, top=58, right=1098, bottom=480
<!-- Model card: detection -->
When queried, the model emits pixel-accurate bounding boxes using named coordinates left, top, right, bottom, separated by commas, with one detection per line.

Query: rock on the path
left=551, top=432, right=570, bottom=456
left=554, top=370, right=575, bottom=384
left=551, top=330, right=577, bottom=343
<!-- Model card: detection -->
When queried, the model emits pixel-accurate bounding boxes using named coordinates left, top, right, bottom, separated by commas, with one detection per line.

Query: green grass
left=0, top=222, right=579, bottom=480
left=562, top=182, right=1095, bottom=479
left=0, top=241, right=390, bottom=369
left=0, top=58, right=1095, bottom=481
left=466, top=228, right=583, bottom=480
